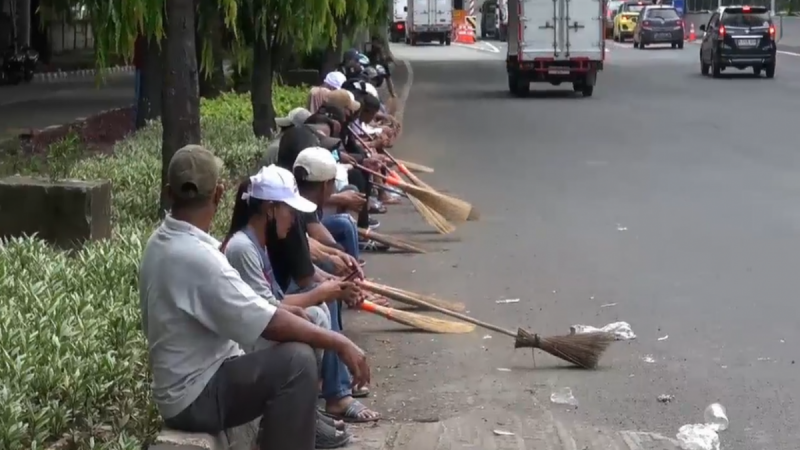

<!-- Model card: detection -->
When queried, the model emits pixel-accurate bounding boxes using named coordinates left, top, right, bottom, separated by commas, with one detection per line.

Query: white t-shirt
left=139, top=216, right=277, bottom=419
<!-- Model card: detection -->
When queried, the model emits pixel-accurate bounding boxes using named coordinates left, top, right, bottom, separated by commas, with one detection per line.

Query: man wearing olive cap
left=138, top=144, right=372, bottom=450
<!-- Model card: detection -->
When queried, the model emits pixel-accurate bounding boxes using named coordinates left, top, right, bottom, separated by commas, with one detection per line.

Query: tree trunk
left=251, top=39, right=275, bottom=138
left=136, top=36, right=163, bottom=129
left=321, top=28, right=345, bottom=79
left=195, top=2, right=226, bottom=98
left=160, top=0, right=202, bottom=214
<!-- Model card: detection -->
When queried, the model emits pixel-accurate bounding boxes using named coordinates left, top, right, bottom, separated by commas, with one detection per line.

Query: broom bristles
left=361, top=301, right=475, bottom=334
left=514, top=329, right=614, bottom=369
left=401, top=182, right=473, bottom=223
left=357, top=229, right=427, bottom=254
left=397, top=159, right=434, bottom=174
left=408, top=195, right=456, bottom=234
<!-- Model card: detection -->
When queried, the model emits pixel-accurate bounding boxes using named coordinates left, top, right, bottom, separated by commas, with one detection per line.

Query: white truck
left=505, top=0, right=605, bottom=97
left=406, top=0, right=453, bottom=46
left=389, top=0, right=408, bottom=43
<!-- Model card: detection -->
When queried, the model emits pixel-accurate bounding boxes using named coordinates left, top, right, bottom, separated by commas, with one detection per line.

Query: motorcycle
left=1, top=45, right=38, bottom=84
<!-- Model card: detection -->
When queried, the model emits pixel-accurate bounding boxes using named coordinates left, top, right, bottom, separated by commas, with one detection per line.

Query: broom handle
left=372, top=182, right=408, bottom=198
left=358, top=280, right=517, bottom=338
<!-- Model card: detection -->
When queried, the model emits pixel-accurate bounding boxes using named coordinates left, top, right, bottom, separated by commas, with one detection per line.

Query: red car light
left=398, top=23, right=405, bottom=30
left=769, top=25, right=775, bottom=37
left=742, top=5, right=751, bottom=11
left=718, top=25, right=725, bottom=37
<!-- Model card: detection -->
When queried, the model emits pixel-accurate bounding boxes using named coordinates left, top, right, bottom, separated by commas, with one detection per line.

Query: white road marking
left=453, top=42, right=500, bottom=53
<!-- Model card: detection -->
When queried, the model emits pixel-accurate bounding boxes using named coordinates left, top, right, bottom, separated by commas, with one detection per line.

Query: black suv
left=699, top=6, right=777, bottom=78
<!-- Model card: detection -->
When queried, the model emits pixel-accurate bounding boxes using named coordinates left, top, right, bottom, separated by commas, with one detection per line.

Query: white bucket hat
left=243, top=165, right=317, bottom=213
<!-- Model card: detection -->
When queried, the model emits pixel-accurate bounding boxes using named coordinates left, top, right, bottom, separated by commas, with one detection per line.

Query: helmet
left=375, top=64, right=386, bottom=76
left=357, top=53, right=371, bottom=66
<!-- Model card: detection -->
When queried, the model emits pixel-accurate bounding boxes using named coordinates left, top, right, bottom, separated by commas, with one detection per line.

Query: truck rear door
left=412, top=0, right=431, bottom=28
left=517, top=0, right=604, bottom=61
left=433, top=0, right=453, bottom=30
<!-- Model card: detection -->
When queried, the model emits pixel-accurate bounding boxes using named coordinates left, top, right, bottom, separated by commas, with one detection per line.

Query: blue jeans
left=286, top=262, right=352, bottom=401
left=322, top=213, right=360, bottom=260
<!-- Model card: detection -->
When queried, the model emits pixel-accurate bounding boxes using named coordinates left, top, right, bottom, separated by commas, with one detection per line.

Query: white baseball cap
left=323, top=71, right=347, bottom=89
left=293, top=147, right=338, bottom=182
left=275, top=107, right=311, bottom=128
left=365, top=83, right=379, bottom=99
left=243, top=165, right=317, bottom=213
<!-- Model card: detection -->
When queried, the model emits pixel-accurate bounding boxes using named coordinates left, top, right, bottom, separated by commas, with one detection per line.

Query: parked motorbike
left=1, top=45, right=38, bottom=85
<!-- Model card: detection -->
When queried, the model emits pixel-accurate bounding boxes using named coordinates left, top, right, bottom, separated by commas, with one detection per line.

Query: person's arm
left=307, top=222, right=339, bottom=250
left=308, top=237, right=332, bottom=264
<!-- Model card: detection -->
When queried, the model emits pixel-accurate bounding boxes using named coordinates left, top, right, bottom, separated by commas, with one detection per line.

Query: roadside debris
left=616, top=224, right=628, bottom=231
left=496, top=298, right=520, bottom=304
left=642, top=355, right=656, bottom=363
left=600, top=302, right=617, bottom=308
left=657, top=394, right=675, bottom=403
left=703, top=403, right=729, bottom=431
left=658, top=335, right=669, bottom=341
left=570, top=321, right=636, bottom=340
left=483, top=334, right=492, bottom=339
left=496, top=367, right=511, bottom=372
left=675, top=403, right=729, bottom=450
left=550, top=387, right=579, bottom=407
left=493, top=429, right=515, bottom=436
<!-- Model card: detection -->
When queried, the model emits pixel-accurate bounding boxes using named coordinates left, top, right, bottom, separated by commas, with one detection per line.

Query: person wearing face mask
left=138, top=145, right=371, bottom=450
left=221, top=165, right=358, bottom=448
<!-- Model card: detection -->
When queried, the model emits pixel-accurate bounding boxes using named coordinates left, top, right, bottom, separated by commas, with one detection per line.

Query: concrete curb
left=32, top=65, right=134, bottom=83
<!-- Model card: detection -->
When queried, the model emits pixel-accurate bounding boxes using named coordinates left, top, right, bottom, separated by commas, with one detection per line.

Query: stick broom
left=358, top=282, right=614, bottom=369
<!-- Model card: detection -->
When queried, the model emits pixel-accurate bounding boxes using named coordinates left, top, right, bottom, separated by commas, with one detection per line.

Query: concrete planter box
left=0, top=176, right=112, bottom=250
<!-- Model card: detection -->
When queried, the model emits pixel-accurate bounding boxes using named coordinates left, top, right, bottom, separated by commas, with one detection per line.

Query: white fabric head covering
left=323, top=71, right=347, bottom=89
left=243, top=165, right=316, bottom=212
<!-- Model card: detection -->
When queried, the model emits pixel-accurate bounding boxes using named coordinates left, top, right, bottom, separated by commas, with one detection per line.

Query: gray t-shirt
left=224, top=231, right=280, bottom=307
left=139, top=216, right=276, bottom=419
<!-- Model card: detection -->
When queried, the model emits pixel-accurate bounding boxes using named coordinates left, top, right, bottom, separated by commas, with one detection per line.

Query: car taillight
left=769, top=25, right=775, bottom=38
left=742, top=5, right=751, bottom=11
left=718, top=25, right=725, bottom=37
left=398, top=23, right=405, bottom=30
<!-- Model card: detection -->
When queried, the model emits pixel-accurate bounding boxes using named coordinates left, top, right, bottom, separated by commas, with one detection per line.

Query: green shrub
left=200, top=85, right=310, bottom=128
left=0, top=84, right=307, bottom=450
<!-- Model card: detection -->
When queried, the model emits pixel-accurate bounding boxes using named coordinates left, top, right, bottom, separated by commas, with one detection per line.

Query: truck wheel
left=765, top=61, right=775, bottom=78
left=581, top=84, right=594, bottom=97
left=508, top=75, right=529, bottom=97
left=445, top=38, right=451, bottom=46
left=439, top=37, right=445, bottom=45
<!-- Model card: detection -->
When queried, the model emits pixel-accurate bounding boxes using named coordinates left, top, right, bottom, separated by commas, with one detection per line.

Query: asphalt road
left=0, top=74, right=134, bottom=138
left=350, top=40, right=800, bottom=449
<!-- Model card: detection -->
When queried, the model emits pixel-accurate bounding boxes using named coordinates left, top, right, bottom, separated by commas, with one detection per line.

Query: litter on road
left=570, top=321, right=637, bottom=340
left=550, top=387, right=579, bottom=406
left=495, top=298, right=520, bottom=304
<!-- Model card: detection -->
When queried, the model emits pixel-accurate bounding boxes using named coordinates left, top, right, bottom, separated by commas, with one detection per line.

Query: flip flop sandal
left=317, top=409, right=346, bottom=431
left=315, top=418, right=351, bottom=449
left=324, top=400, right=381, bottom=423
left=359, top=240, right=390, bottom=252
left=352, top=385, right=370, bottom=398
left=369, top=204, right=388, bottom=214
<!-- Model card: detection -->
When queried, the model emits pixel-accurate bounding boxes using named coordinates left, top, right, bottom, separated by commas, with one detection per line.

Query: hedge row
left=0, top=87, right=308, bottom=450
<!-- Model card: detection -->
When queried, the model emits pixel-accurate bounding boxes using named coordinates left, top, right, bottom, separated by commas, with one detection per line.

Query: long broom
left=357, top=228, right=427, bottom=254
left=349, top=134, right=456, bottom=233
left=359, top=282, right=615, bottom=369
left=384, top=150, right=480, bottom=222
left=363, top=280, right=466, bottom=313
left=356, top=164, right=474, bottom=223
left=395, top=158, right=434, bottom=174
left=359, top=300, right=475, bottom=334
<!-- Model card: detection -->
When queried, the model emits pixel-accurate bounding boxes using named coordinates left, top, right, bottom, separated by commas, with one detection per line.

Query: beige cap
left=326, top=89, right=361, bottom=112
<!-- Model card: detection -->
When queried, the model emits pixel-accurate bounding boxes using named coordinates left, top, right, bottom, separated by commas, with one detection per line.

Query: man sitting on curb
left=138, top=144, right=370, bottom=450
left=260, top=107, right=312, bottom=167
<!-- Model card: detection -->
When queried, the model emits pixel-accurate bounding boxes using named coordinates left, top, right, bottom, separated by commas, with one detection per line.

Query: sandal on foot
left=317, top=409, right=346, bottom=430
left=325, top=400, right=382, bottom=423
left=315, top=417, right=351, bottom=449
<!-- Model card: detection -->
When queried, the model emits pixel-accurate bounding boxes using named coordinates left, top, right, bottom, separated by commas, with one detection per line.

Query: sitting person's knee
left=306, top=304, right=331, bottom=330
left=275, top=342, right=319, bottom=380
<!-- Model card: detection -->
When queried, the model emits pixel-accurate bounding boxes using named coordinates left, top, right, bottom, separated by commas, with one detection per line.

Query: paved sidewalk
left=349, top=405, right=681, bottom=450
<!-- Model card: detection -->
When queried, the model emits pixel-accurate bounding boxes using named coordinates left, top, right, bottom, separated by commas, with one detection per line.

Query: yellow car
left=613, top=1, right=651, bottom=42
